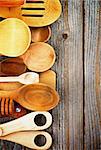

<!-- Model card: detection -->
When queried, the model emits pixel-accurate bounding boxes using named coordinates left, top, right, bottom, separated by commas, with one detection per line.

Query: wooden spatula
left=0, top=83, right=59, bottom=111
left=0, top=0, right=61, bottom=27
left=0, top=112, right=52, bottom=136
left=0, top=131, right=52, bottom=149
left=40, top=70, right=56, bottom=89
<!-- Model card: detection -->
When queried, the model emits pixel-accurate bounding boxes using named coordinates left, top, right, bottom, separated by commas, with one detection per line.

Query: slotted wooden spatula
left=0, top=0, right=61, bottom=27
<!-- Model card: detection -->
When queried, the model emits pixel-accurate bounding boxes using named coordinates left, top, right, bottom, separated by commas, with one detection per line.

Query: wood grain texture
left=0, top=0, right=101, bottom=150
left=84, top=0, right=101, bottom=149
left=51, top=0, right=83, bottom=150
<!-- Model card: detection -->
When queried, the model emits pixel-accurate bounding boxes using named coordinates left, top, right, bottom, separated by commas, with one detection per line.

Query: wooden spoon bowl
left=0, top=57, right=27, bottom=76
left=18, top=83, right=59, bottom=111
left=0, top=18, right=31, bottom=57
left=31, top=26, right=51, bottom=43
left=0, top=83, right=59, bottom=111
left=21, top=42, right=56, bottom=72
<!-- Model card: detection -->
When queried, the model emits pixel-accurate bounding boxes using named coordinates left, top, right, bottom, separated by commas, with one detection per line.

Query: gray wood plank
left=51, top=0, right=83, bottom=149
left=84, top=0, right=101, bottom=149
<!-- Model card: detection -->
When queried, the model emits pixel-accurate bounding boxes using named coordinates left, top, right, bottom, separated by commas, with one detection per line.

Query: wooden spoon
left=31, top=26, right=51, bottom=43
left=0, top=112, right=52, bottom=136
left=20, top=42, right=56, bottom=72
left=0, top=57, right=27, bottom=76
left=0, top=18, right=31, bottom=57
left=0, top=0, right=25, bottom=7
left=40, top=70, right=56, bottom=89
left=0, top=83, right=59, bottom=111
left=0, top=72, right=39, bottom=84
left=0, top=131, right=52, bottom=150
left=0, top=82, right=23, bottom=91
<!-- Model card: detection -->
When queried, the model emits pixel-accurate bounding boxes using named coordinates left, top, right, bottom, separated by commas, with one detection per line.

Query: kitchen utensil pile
left=0, top=0, right=61, bottom=149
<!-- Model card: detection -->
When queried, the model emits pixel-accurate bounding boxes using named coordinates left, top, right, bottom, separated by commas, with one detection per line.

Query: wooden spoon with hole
left=20, top=42, right=56, bottom=72
left=0, top=112, right=52, bottom=136
left=0, top=83, right=59, bottom=111
left=0, top=131, right=52, bottom=150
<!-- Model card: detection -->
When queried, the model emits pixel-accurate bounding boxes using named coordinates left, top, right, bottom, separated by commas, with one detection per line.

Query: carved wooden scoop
left=0, top=83, right=59, bottom=111
left=0, top=72, right=39, bottom=84
left=0, top=112, right=52, bottom=149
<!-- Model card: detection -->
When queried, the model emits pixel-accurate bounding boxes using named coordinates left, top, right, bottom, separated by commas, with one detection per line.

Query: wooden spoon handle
left=0, top=76, right=19, bottom=82
left=0, top=112, right=52, bottom=136
left=0, top=131, right=52, bottom=150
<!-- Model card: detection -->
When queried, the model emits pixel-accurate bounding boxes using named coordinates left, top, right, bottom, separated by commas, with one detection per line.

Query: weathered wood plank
left=51, top=0, right=83, bottom=149
left=84, top=0, right=101, bottom=149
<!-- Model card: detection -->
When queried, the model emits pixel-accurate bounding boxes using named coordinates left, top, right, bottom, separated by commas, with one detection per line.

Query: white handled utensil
left=0, top=112, right=52, bottom=136
left=0, top=72, right=39, bottom=84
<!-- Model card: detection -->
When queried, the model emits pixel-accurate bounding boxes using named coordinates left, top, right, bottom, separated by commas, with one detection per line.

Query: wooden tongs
left=0, top=112, right=52, bottom=149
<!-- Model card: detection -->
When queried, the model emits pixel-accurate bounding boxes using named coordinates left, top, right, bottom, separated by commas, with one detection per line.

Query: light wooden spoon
left=0, top=83, right=59, bottom=111
left=0, top=72, right=39, bottom=84
left=0, top=131, right=52, bottom=150
left=0, top=112, right=52, bottom=136
left=20, top=42, right=56, bottom=72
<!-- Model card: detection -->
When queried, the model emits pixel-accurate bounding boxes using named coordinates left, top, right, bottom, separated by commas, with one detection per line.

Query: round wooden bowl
left=31, top=26, right=51, bottom=43
left=21, top=42, right=56, bottom=72
left=18, top=83, right=59, bottom=111
left=0, top=18, right=31, bottom=57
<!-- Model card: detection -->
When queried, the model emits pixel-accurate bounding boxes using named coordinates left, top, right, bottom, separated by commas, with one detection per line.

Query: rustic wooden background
left=0, top=0, right=101, bottom=149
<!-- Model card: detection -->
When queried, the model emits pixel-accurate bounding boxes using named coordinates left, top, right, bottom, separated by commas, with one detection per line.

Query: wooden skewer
left=0, top=112, right=52, bottom=136
left=0, top=131, right=52, bottom=150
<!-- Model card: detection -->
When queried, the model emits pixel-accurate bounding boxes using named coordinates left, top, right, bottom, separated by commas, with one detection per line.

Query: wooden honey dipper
left=0, top=83, right=59, bottom=111
left=0, top=98, right=27, bottom=118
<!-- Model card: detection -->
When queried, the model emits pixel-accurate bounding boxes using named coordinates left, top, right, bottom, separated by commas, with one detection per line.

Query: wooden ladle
left=0, top=131, right=52, bottom=150
left=0, top=83, right=59, bottom=111
left=20, top=42, right=56, bottom=72
left=0, top=112, right=52, bottom=136
left=0, top=72, right=39, bottom=84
